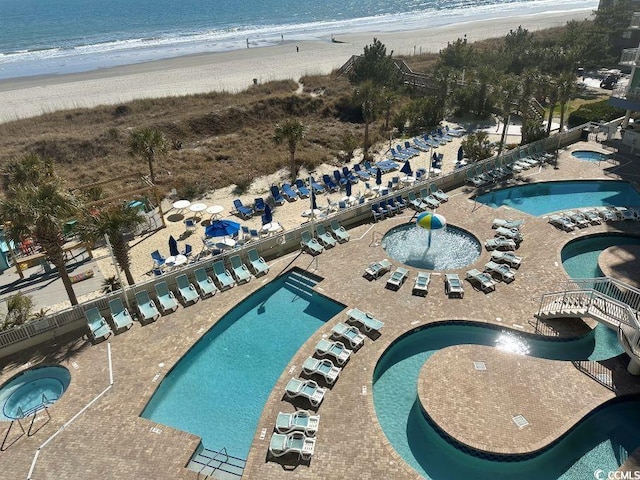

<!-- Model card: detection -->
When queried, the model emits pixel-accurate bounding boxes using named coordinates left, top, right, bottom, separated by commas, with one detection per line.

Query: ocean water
left=0, top=0, right=596, bottom=80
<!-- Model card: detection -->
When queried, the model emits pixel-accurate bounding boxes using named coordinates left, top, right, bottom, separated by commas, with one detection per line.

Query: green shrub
left=567, top=100, right=625, bottom=129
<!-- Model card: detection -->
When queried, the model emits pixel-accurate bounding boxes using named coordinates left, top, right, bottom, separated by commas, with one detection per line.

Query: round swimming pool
left=381, top=223, right=481, bottom=270
left=571, top=150, right=610, bottom=162
left=561, top=233, right=640, bottom=279
left=0, top=366, right=71, bottom=421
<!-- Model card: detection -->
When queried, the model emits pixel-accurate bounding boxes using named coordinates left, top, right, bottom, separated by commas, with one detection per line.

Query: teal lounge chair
left=212, top=260, right=235, bottom=290
left=247, top=249, right=269, bottom=276
left=284, top=378, right=327, bottom=407
left=386, top=267, right=409, bottom=290
left=330, top=220, right=350, bottom=243
left=346, top=308, right=384, bottom=333
left=302, top=357, right=341, bottom=385
left=331, top=322, right=365, bottom=349
left=275, top=410, right=320, bottom=436
left=300, top=230, right=324, bottom=256
left=314, top=339, right=351, bottom=365
left=445, top=273, right=464, bottom=298
left=315, top=224, right=336, bottom=248
left=363, top=259, right=392, bottom=280
left=194, top=267, right=217, bottom=298
left=229, top=255, right=251, bottom=284
left=412, top=272, right=431, bottom=297
left=269, top=432, right=316, bottom=460
left=134, top=290, right=160, bottom=324
left=466, top=269, right=497, bottom=292
left=176, top=274, right=200, bottom=305
left=429, top=183, right=449, bottom=202
left=495, top=226, right=523, bottom=243
left=108, top=298, right=134, bottom=332
left=85, top=307, right=112, bottom=342
left=154, top=281, right=179, bottom=314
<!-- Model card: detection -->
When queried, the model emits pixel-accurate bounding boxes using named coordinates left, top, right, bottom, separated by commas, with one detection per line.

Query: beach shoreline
left=0, top=9, right=592, bottom=123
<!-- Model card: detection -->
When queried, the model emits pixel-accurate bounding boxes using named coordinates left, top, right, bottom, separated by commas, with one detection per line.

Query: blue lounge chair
left=233, top=199, right=254, bottom=219
left=300, top=230, right=324, bottom=255
left=394, top=195, right=407, bottom=210
left=371, top=205, right=384, bottom=222
left=270, top=185, right=285, bottom=206
left=229, top=254, right=251, bottom=284
left=134, top=290, right=160, bottom=324
left=342, top=166, right=358, bottom=184
left=150, top=250, right=166, bottom=267
left=282, top=183, right=299, bottom=202
left=330, top=220, right=349, bottom=243
left=154, top=281, right=179, bottom=314
left=254, top=197, right=266, bottom=213
left=346, top=308, right=384, bottom=333
left=212, top=260, right=235, bottom=290
left=333, top=170, right=348, bottom=188
left=108, top=298, right=134, bottom=332
left=321, top=174, right=338, bottom=192
left=176, top=274, right=200, bottom=305
left=247, top=248, right=269, bottom=276
left=294, top=179, right=310, bottom=198
left=85, top=307, right=112, bottom=342
left=385, top=198, right=398, bottom=215
left=390, top=147, right=409, bottom=161
left=309, top=177, right=326, bottom=194
left=194, top=267, right=217, bottom=297
left=315, top=224, right=336, bottom=248
left=284, top=378, right=327, bottom=407
left=353, top=164, right=371, bottom=180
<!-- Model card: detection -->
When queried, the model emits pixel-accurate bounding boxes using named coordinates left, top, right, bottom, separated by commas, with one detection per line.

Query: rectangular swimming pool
left=141, top=269, right=344, bottom=460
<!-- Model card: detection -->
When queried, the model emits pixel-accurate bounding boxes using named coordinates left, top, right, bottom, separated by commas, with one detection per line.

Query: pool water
left=381, top=224, right=481, bottom=270
left=571, top=150, right=610, bottom=162
left=141, top=270, right=344, bottom=460
left=373, top=322, right=630, bottom=480
left=0, top=366, right=71, bottom=421
left=562, top=234, right=640, bottom=279
left=475, top=180, right=640, bottom=216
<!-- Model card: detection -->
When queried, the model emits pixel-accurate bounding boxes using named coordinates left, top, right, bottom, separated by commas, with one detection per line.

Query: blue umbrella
left=262, top=203, right=273, bottom=225
left=458, top=146, right=464, bottom=162
left=345, top=181, right=352, bottom=197
left=168, top=235, right=179, bottom=257
left=400, top=160, right=412, bottom=176
left=376, top=168, right=382, bottom=186
left=205, top=219, right=241, bottom=238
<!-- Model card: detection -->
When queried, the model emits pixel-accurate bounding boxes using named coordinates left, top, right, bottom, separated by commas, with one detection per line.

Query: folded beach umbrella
left=168, top=235, right=179, bottom=257
left=400, top=160, right=412, bottom=176
left=205, top=219, right=241, bottom=238
left=432, top=151, right=438, bottom=162
left=311, top=190, right=318, bottom=211
left=262, top=203, right=273, bottom=225
left=345, top=181, right=352, bottom=197
left=458, top=146, right=464, bottom=162
left=376, top=168, right=382, bottom=186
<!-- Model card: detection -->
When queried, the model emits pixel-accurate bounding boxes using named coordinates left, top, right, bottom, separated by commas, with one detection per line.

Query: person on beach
left=296, top=45, right=299, bottom=52
left=246, top=38, right=249, bottom=48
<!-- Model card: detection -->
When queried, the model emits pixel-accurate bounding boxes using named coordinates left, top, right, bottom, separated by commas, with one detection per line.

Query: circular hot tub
left=381, top=223, right=481, bottom=270
left=571, top=150, right=610, bottom=162
left=0, top=366, right=71, bottom=420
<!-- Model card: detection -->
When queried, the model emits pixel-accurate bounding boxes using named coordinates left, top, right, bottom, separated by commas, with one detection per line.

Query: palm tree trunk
left=289, top=149, right=296, bottom=179
left=363, top=119, right=370, bottom=159
left=497, top=114, right=510, bottom=156
left=546, top=102, right=556, bottom=135
left=559, top=103, right=567, bottom=131
left=111, top=238, right=136, bottom=286
left=39, top=234, right=78, bottom=305
left=49, top=256, right=78, bottom=305
left=147, top=156, right=155, bottom=184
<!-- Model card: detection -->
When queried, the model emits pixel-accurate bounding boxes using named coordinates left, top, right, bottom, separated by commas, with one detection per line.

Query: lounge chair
left=353, top=164, right=371, bottom=181
left=212, top=260, right=235, bottom=290
left=412, top=272, right=431, bottom=297
left=484, top=237, right=517, bottom=251
left=331, top=322, right=365, bottom=349
left=333, top=170, right=348, bottom=188
left=275, top=410, right=320, bottom=436
left=233, top=199, right=254, bottom=219
left=284, top=378, right=327, bottom=407
left=363, top=259, right=392, bottom=280
left=548, top=214, right=576, bottom=232
left=429, top=184, right=449, bottom=202
left=322, top=174, right=339, bottom=192
left=594, top=206, right=618, bottom=222
left=386, top=267, right=409, bottom=290
left=466, top=269, right=497, bottom=292
left=346, top=308, right=384, bottom=333
left=495, top=226, right=523, bottom=243
left=228, top=254, right=251, bottom=284
left=270, top=185, right=286, bottom=206
left=134, top=290, right=160, bottom=324
left=302, top=357, right=341, bottom=385
left=309, top=177, right=326, bottom=195
left=294, top=179, right=310, bottom=198
left=492, top=218, right=524, bottom=230
left=330, top=220, right=349, bottom=243
left=420, top=188, right=440, bottom=209
left=85, top=307, right=112, bottom=341
left=247, top=248, right=269, bottom=276
left=175, top=274, right=200, bottom=305
left=315, top=224, right=336, bottom=248
left=490, top=250, right=522, bottom=268
left=444, top=273, right=464, bottom=298
left=342, top=167, right=358, bottom=184
left=578, top=208, right=602, bottom=225
left=407, top=191, right=426, bottom=211
left=154, top=281, right=179, bottom=314
left=564, top=210, right=590, bottom=228
left=108, top=298, right=134, bottom=331
left=253, top=197, right=266, bottom=214
left=269, top=432, right=316, bottom=460
left=194, top=267, right=218, bottom=298
left=300, top=230, right=324, bottom=256
left=314, top=339, right=352, bottom=365
left=282, top=183, right=299, bottom=202
left=151, top=250, right=166, bottom=267
left=484, top=261, right=516, bottom=283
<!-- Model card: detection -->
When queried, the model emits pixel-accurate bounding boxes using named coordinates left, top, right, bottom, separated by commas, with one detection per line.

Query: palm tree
left=545, top=77, right=559, bottom=135
left=129, top=128, right=167, bottom=184
left=379, top=87, right=398, bottom=131
left=557, top=72, right=577, bottom=132
left=78, top=204, right=146, bottom=286
left=273, top=119, right=306, bottom=179
left=496, top=74, right=520, bottom=156
left=0, top=162, right=82, bottom=305
left=353, top=80, right=379, bottom=160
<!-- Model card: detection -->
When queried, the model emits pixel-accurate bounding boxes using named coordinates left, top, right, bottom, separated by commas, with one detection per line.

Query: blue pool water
left=571, top=150, right=610, bottom=162
left=373, top=322, right=631, bottom=480
left=475, top=180, right=640, bottom=216
left=562, top=234, right=640, bottom=279
left=0, top=366, right=71, bottom=421
left=141, top=270, right=344, bottom=459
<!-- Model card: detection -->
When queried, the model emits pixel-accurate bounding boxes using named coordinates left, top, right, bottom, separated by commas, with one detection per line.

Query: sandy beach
left=0, top=9, right=592, bottom=123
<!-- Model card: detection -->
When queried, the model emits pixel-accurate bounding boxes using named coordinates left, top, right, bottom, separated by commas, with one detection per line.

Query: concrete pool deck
left=1, top=139, right=640, bottom=479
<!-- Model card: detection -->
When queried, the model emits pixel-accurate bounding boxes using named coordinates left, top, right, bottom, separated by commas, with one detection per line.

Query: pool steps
left=187, top=445, right=246, bottom=478
left=283, top=270, right=318, bottom=299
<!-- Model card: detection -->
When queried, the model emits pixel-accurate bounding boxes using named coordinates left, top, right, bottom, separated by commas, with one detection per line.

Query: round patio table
left=206, top=205, right=224, bottom=220
left=301, top=209, right=323, bottom=218
left=172, top=200, right=191, bottom=215
left=401, top=176, right=416, bottom=185
left=261, top=222, right=283, bottom=235
left=216, top=238, right=236, bottom=249
left=165, top=254, right=187, bottom=270
left=189, top=203, right=207, bottom=219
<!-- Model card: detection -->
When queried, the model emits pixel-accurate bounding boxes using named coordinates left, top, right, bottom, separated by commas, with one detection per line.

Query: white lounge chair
left=484, top=237, right=517, bottom=251
left=275, top=410, right=320, bottom=436
left=412, top=272, right=431, bottom=296
left=578, top=208, right=602, bottom=225
left=269, top=432, right=316, bottom=460
left=444, top=273, right=464, bottom=298
left=466, top=269, right=497, bottom=292
left=594, top=206, right=618, bottom=222
left=302, top=357, right=341, bottom=384
left=346, top=308, right=384, bottom=333
left=548, top=214, right=576, bottom=232
left=492, top=218, right=524, bottom=230
left=331, top=322, right=365, bottom=349
left=484, top=261, right=516, bottom=283
left=314, top=339, right=352, bottom=365
left=563, top=210, right=589, bottom=228
left=494, top=227, right=523, bottom=243
left=363, top=259, right=392, bottom=280
left=490, top=250, right=522, bottom=269
left=284, top=378, right=327, bottom=407
left=386, top=267, right=409, bottom=290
